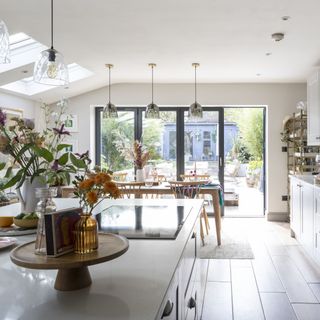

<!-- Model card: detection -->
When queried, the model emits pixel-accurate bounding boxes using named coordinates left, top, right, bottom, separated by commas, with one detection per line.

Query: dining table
left=114, top=181, right=222, bottom=245
left=61, top=182, right=222, bottom=245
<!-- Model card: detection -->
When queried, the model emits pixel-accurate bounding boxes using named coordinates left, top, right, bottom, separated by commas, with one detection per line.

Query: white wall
left=0, top=92, right=35, bottom=119
left=59, top=83, right=306, bottom=217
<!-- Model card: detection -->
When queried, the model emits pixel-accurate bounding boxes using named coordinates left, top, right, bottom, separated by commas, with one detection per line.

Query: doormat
left=199, top=231, right=254, bottom=259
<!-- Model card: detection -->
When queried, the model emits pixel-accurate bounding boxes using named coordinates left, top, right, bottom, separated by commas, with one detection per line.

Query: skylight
left=0, top=32, right=47, bottom=73
left=1, top=63, right=93, bottom=96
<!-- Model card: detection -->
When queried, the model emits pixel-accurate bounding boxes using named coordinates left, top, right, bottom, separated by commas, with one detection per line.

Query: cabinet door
left=156, top=273, right=178, bottom=320
left=307, top=70, right=320, bottom=145
left=291, top=179, right=302, bottom=238
left=301, top=182, right=314, bottom=256
left=314, top=191, right=320, bottom=263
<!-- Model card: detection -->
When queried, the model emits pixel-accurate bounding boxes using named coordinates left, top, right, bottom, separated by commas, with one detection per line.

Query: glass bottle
left=34, top=187, right=57, bottom=255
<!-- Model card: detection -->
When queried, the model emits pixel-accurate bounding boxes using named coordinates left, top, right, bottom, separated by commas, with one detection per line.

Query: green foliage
left=225, top=108, right=264, bottom=161
left=248, top=160, right=263, bottom=171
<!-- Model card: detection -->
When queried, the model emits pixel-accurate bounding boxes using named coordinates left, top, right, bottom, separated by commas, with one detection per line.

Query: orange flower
left=86, top=190, right=98, bottom=205
left=79, top=178, right=95, bottom=190
left=103, top=181, right=120, bottom=198
left=95, top=172, right=112, bottom=185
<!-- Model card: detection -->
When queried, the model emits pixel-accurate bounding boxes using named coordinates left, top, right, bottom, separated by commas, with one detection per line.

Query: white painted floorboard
left=202, top=282, right=233, bottom=320
left=231, top=265, right=265, bottom=320
left=202, top=219, right=320, bottom=320
left=260, top=293, right=297, bottom=320
left=271, top=255, right=318, bottom=303
left=292, top=304, right=320, bottom=320
left=207, top=260, right=230, bottom=282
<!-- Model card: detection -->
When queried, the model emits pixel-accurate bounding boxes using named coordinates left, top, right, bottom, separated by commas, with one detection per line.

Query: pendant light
left=103, top=64, right=118, bottom=118
left=188, top=63, right=203, bottom=119
left=33, top=0, right=69, bottom=86
left=0, top=20, right=10, bottom=64
left=145, top=63, right=160, bottom=119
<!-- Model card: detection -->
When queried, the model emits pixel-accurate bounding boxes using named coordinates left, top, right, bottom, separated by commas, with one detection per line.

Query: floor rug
left=199, top=229, right=254, bottom=259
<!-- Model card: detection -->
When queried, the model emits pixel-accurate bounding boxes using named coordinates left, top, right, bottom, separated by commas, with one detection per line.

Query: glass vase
left=34, top=187, right=57, bottom=255
left=74, top=213, right=98, bottom=254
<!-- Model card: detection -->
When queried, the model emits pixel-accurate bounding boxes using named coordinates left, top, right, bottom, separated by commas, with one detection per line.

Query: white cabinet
left=290, top=178, right=302, bottom=238
left=291, top=178, right=314, bottom=255
left=314, top=190, right=320, bottom=263
left=307, top=70, right=320, bottom=145
left=301, top=182, right=314, bottom=256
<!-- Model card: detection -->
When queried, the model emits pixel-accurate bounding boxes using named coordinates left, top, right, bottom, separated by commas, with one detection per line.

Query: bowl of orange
left=0, top=216, right=14, bottom=227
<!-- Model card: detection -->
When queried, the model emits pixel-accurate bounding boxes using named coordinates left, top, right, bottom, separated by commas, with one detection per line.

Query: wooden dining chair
left=168, top=180, right=210, bottom=245
left=114, top=181, right=146, bottom=199
left=180, top=174, right=210, bottom=181
left=112, top=172, right=128, bottom=182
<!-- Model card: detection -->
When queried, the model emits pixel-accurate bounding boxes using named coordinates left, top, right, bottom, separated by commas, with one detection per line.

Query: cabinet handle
left=316, top=136, right=320, bottom=140
left=192, top=232, right=196, bottom=239
left=161, top=300, right=174, bottom=318
left=188, top=296, right=196, bottom=309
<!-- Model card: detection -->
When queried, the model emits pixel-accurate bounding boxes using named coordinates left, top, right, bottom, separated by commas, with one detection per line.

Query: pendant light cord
left=50, top=0, right=54, bottom=49
left=108, top=66, right=111, bottom=104
left=151, top=65, right=154, bottom=104
left=194, top=65, right=197, bottom=103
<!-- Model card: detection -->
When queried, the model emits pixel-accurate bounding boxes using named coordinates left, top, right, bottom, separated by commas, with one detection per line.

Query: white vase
left=16, top=177, right=47, bottom=213
left=136, top=168, right=145, bottom=182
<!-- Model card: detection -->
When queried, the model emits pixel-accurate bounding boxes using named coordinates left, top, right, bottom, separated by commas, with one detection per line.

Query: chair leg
left=201, top=208, right=210, bottom=235
left=200, top=217, right=205, bottom=246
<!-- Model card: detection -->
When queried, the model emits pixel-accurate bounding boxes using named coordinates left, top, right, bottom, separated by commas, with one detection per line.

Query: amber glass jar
left=74, top=213, right=98, bottom=254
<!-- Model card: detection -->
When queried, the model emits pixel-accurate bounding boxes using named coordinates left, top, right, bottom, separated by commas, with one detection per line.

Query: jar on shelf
left=34, top=187, right=57, bottom=255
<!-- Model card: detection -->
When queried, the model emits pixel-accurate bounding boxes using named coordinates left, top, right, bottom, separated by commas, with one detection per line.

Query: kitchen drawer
left=184, top=260, right=198, bottom=320
left=156, top=273, right=179, bottom=320
left=181, top=228, right=197, bottom=296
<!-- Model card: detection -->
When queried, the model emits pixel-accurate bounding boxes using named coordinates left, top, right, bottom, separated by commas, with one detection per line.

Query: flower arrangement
left=73, top=169, right=121, bottom=215
left=0, top=104, right=88, bottom=190
left=131, top=140, right=150, bottom=169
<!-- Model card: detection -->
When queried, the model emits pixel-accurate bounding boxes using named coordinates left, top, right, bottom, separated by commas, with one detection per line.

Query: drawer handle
left=188, top=296, right=196, bottom=309
left=161, top=300, right=174, bottom=318
left=316, top=137, right=320, bottom=140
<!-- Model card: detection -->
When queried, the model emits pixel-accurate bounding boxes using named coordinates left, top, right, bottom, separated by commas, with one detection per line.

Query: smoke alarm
left=271, top=33, right=285, bottom=41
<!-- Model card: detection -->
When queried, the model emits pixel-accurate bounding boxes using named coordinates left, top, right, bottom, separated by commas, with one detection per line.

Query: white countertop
left=289, top=174, right=320, bottom=188
left=0, top=198, right=203, bottom=320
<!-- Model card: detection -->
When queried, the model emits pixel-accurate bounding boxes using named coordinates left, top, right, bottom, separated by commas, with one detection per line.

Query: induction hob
left=95, top=204, right=192, bottom=239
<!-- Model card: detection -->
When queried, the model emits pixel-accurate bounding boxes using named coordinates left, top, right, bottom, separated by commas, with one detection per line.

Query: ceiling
left=1, top=0, right=320, bottom=103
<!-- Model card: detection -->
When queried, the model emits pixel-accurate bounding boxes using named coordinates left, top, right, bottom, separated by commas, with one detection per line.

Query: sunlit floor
left=224, top=177, right=264, bottom=217
left=202, top=218, right=320, bottom=320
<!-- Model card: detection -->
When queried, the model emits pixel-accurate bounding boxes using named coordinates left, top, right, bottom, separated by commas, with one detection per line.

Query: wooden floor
left=202, top=218, right=320, bottom=320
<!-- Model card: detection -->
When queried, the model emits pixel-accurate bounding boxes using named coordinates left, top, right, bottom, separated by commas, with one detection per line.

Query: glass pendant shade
left=145, top=63, right=160, bottom=119
left=188, top=102, right=203, bottom=119
left=0, top=20, right=10, bottom=64
left=103, top=64, right=118, bottom=118
left=146, top=103, right=160, bottom=119
left=188, top=63, right=203, bottom=119
left=33, top=48, right=69, bottom=86
left=103, top=102, right=118, bottom=118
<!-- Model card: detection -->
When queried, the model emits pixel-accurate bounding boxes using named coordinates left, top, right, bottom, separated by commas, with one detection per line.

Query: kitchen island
left=0, top=198, right=207, bottom=320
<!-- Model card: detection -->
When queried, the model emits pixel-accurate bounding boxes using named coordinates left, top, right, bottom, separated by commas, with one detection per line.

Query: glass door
left=183, top=109, right=224, bottom=184
left=223, top=107, right=265, bottom=216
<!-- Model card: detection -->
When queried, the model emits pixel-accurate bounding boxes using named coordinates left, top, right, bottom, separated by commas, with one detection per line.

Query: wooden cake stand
left=10, top=234, right=129, bottom=291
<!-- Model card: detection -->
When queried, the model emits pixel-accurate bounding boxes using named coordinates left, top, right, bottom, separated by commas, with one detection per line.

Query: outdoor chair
left=168, top=180, right=210, bottom=245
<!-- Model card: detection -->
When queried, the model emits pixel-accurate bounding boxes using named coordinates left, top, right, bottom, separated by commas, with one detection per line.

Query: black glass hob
left=95, top=205, right=192, bottom=239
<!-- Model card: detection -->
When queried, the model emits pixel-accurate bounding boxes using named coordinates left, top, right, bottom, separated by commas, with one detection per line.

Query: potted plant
left=0, top=106, right=88, bottom=213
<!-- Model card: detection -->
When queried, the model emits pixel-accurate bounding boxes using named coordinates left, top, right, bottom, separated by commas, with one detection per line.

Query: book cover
left=44, top=207, right=82, bottom=257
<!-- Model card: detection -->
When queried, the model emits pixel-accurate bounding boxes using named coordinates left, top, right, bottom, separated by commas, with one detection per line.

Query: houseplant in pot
left=0, top=107, right=87, bottom=213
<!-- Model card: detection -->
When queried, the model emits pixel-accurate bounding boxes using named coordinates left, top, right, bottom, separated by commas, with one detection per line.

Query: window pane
left=142, top=111, right=177, bottom=180
left=184, top=111, right=219, bottom=179
left=100, top=111, right=135, bottom=178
